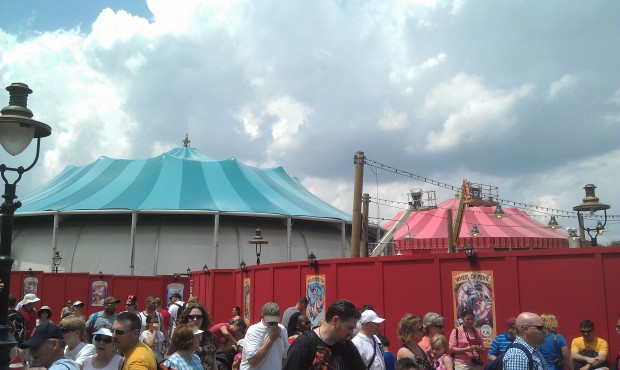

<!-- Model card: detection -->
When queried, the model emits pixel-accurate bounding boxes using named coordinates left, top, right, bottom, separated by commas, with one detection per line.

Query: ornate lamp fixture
left=463, top=243, right=478, bottom=264
left=239, top=260, right=248, bottom=273
left=493, top=204, right=505, bottom=219
left=547, top=216, right=561, bottom=229
left=249, top=228, right=269, bottom=265
left=52, top=251, right=63, bottom=273
left=572, top=184, right=610, bottom=246
left=307, top=252, right=318, bottom=269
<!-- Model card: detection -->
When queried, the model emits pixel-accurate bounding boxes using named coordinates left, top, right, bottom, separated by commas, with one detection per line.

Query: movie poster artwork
left=166, top=283, right=185, bottom=303
left=306, top=274, right=326, bottom=327
left=23, top=276, right=38, bottom=297
left=91, top=280, right=108, bottom=306
left=451, top=270, right=496, bottom=347
left=243, top=278, right=251, bottom=323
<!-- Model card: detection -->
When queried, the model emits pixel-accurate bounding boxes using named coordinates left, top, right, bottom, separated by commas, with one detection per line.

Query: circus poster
left=166, top=283, right=185, bottom=303
left=91, top=280, right=108, bottom=306
left=23, top=276, right=39, bottom=297
left=243, top=278, right=251, bottom=323
left=451, top=270, right=496, bottom=347
left=306, top=274, right=326, bottom=327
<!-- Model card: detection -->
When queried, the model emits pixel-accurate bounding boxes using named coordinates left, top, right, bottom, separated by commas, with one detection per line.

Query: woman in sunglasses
left=419, top=312, right=445, bottom=353
left=82, top=328, right=123, bottom=370
left=140, top=313, right=165, bottom=363
left=172, top=303, right=219, bottom=370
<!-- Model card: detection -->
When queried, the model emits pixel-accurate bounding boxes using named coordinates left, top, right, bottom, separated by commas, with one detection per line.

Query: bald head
left=515, top=312, right=546, bottom=346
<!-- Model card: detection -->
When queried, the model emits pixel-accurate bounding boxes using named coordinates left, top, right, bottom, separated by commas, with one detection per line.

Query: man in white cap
left=19, top=293, right=41, bottom=340
left=241, top=302, right=288, bottom=370
left=352, top=310, right=386, bottom=370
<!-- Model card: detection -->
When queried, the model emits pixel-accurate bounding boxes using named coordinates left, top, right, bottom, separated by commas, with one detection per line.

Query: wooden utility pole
left=351, top=151, right=365, bottom=257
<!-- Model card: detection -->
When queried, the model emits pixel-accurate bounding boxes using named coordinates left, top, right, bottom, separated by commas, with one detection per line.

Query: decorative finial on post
left=182, top=133, right=190, bottom=148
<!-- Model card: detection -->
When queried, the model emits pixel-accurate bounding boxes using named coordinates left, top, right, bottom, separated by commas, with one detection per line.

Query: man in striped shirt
left=503, top=312, right=549, bottom=370
left=488, top=317, right=517, bottom=361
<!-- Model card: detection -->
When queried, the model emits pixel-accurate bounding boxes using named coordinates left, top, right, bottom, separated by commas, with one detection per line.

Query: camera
left=471, top=357, right=484, bottom=366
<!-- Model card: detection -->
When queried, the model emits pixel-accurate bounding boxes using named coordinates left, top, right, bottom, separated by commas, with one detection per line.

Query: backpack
left=172, top=302, right=187, bottom=325
left=483, top=342, right=533, bottom=370
left=8, top=309, right=25, bottom=344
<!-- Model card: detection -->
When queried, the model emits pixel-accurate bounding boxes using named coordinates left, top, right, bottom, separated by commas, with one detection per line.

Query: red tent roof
left=385, top=198, right=568, bottom=251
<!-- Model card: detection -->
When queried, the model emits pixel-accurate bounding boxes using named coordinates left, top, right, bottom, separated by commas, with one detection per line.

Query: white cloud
left=377, top=109, right=409, bottom=130
left=421, top=73, right=533, bottom=152
left=547, top=74, right=576, bottom=101
left=266, top=96, right=313, bottom=155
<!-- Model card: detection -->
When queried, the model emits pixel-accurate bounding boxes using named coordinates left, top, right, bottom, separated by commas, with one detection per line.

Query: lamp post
left=463, top=243, right=478, bottom=263
left=52, top=250, right=62, bottom=273
left=249, top=228, right=268, bottom=265
left=0, top=83, right=52, bottom=368
left=307, top=252, right=318, bottom=269
left=572, top=184, right=610, bottom=247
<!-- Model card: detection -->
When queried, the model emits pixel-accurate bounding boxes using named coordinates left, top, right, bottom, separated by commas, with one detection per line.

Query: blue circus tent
left=13, top=147, right=352, bottom=275
left=18, top=147, right=351, bottom=221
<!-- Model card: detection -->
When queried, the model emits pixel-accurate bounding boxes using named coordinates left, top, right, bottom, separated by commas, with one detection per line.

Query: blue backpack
left=484, top=342, right=534, bottom=370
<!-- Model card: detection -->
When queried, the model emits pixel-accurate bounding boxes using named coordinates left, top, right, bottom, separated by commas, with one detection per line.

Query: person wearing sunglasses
left=502, top=312, right=548, bottom=370
left=570, top=319, right=609, bottom=370
left=18, top=322, right=80, bottom=370
left=124, top=295, right=139, bottom=315
left=60, top=315, right=96, bottom=367
left=112, top=312, right=158, bottom=370
left=174, top=303, right=219, bottom=370
left=140, top=313, right=166, bottom=363
left=419, top=312, right=445, bottom=353
left=82, top=328, right=123, bottom=370
left=449, top=308, right=484, bottom=370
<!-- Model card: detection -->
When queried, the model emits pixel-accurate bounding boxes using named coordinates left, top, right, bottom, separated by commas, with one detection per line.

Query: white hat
left=73, top=301, right=84, bottom=307
left=360, top=310, right=385, bottom=324
left=193, top=329, right=204, bottom=336
left=20, top=294, right=40, bottom=305
left=93, top=328, right=113, bottom=337
left=237, top=339, right=244, bottom=347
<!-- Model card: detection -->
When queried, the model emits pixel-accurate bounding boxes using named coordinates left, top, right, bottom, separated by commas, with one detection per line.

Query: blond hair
left=541, top=313, right=559, bottom=332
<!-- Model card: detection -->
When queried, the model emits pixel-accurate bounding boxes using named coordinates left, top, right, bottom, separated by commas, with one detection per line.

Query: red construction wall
left=195, top=247, right=620, bottom=362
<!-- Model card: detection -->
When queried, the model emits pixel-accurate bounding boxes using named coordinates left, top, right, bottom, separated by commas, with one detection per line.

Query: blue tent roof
left=18, top=147, right=352, bottom=221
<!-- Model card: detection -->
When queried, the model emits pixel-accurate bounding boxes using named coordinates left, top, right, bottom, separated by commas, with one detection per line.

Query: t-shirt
left=122, top=342, right=158, bottom=370
left=65, top=342, right=96, bottom=365
left=49, top=358, right=80, bottom=370
left=210, top=322, right=228, bottom=344
left=157, top=309, right=171, bottom=333
left=352, top=333, right=385, bottom=370
left=570, top=336, right=609, bottom=354
left=539, top=332, right=568, bottom=369
left=140, top=329, right=165, bottom=363
left=488, top=331, right=515, bottom=358
left=240, top=322, right=288, bottom=370
left=86, top=312, right=117, bottom=338
left=419, top=336, right=431, bottom=352
left=281, top=307, right=300, bottom=327
left=449, top=326, right=483, bottom=365
left=82, top=354, right=123, bottom=370
left=384, top=351, right=396, bottom=370
left=283, top=330, right=367, bottom=370
left=168, top=301, right=186, bottom=332
left=18, top=308, right=37, bottom=340
left=163, top=353, right=202, bottom=370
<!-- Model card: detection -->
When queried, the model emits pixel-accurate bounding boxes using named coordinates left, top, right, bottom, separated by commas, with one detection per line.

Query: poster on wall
left=166, top=283, right=185, bottom=303
left=306, top=274, right=326, bottom=327
left=451, top=270, right=496, bottom=347
left=91, top=280, right=108, bottom=306
left=23, top=276, right=38, bottom=297
left=243, top=278, right=251, bottom=323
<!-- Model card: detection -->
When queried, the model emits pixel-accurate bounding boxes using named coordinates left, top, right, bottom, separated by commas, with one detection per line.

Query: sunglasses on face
left=581, top=329, right=592, bottom=334
left=433, top=324, right=444, bottom=329
left=527, top=325, right=545, bottom=331
left=111, top=328, right=132, bottom=336
left=94, top=335, right=113, bottom=344
left=188, top=315, right=203, bottom=320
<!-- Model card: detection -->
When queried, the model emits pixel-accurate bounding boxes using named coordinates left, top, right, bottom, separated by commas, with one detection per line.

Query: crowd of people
left=6, top=292, right=620, bottom=370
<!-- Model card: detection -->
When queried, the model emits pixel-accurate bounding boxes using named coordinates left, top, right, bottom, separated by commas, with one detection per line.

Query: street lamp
left=203, top=264, right=210, bottom=274
left=307, top=252, right=318, bottom=269
left=0, top=82, right=51, bottom=367
left=572, top=184, right=610, bottom=247
left=463, top=243, right=478, bottom=264
left=239, top=260, right=248, bottom=273
left=249, top=228, right=268, bottom=265
left=52, top=251, right=62, bottom=273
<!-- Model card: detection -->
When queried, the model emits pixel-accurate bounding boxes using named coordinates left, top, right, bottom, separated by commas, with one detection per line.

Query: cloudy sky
left=1, top=0, right=619, bottom=243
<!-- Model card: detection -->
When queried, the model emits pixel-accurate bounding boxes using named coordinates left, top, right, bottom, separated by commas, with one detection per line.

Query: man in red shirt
left=18, top=293, right=40, bottom=339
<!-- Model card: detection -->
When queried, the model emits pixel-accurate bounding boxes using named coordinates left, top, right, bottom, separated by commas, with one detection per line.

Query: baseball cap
left=193, top=328, right=204, bottom=336
left=104, top=297, right=120, bottom=305
left=360, top=310, right=385, bottom=324
left=73, top=301, right=84, bottom=307
left=171, top=293, right=182, bottom=299
left=506, top=317, right=517, bottom=327
left=93, top=328, right=113, bottom=337
left=261, top=302, right=281, bottom=323
left=20, top=293, right=40, bottom=306
left=18, top=322, right=63, bottom=349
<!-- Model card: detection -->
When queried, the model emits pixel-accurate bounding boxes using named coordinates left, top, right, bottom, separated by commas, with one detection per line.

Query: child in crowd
left=379, top=335, right=396, bottom=370
left=232, top=339, right=243, bottom=370
left=430, top=334, right=453, bottom=370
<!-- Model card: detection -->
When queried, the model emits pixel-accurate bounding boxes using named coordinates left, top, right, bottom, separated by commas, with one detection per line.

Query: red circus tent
left=384, top=198, right=569, bottom=253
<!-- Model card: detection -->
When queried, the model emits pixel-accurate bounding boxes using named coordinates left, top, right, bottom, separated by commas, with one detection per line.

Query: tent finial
left=182, top=133, right=190, bottom=148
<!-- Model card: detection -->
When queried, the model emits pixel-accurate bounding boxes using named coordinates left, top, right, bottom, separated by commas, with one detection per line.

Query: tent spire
left=182, top=133, right=190, bottom=148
